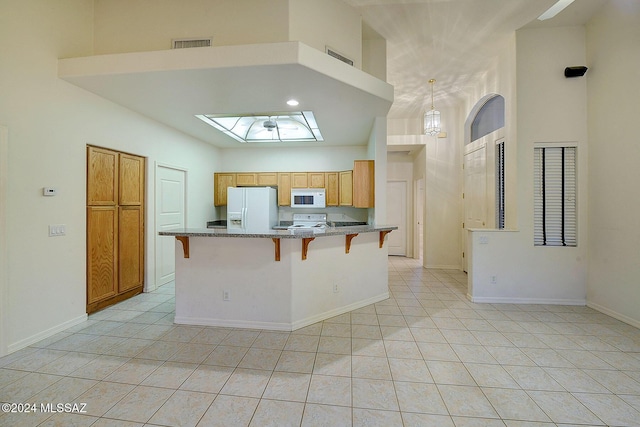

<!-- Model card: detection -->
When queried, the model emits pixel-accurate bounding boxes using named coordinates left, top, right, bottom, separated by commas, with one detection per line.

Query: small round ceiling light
left=286, top=99, right=299, bottom=106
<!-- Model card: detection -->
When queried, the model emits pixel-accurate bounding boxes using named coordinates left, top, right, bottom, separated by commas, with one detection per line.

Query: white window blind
left=496, top=141, right=505, bottom=229
left=534, top=146, right=576, bottom=246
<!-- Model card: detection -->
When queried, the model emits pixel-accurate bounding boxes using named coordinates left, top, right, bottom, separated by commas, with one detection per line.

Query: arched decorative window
left=470, top=95, right=505, bottom=142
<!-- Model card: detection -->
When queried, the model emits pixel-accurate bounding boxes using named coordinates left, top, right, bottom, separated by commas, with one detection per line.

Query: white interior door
left=387, top=181, right=407, bottom=256
left=155, top=164, right=186, bottom=288
left=463, top=145, right=487, bottom=270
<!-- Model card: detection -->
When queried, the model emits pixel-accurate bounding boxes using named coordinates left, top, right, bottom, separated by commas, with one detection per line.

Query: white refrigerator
left=227, top=187, right=278, bottom=232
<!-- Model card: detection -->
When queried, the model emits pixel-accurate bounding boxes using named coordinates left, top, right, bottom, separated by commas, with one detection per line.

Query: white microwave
left=291, top=188, right=326, bottom=208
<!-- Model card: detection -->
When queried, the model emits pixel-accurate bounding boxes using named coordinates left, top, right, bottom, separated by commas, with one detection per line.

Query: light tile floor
left=1, top=257, right=640, bottom=426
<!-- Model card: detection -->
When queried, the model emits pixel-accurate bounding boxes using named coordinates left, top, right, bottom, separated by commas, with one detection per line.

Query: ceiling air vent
left=172, top=37, right=213, bottom=49
left=326, top=46, right=353, bottom=66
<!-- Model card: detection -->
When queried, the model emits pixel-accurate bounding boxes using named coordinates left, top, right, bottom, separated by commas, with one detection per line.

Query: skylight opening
left=195, top=111, right=324, bottom=143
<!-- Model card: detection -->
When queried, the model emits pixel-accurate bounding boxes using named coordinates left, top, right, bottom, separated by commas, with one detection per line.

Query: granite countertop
left=160, top=224, right=397, bottom=239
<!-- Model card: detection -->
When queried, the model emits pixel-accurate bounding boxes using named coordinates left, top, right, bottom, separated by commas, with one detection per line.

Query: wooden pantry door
left=87, top=146, right=145, bottom=313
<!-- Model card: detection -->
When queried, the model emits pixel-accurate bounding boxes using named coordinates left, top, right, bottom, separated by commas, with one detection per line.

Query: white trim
left=175, top=292, right=389, bottom=331
left=7, top=314, right=88, bottom=354
left=291, top=292, right=389, bottom=330
left=0, top=125, right=8, bottom=356
left=467, top=294, right=586, bottom=305
left=534, top=141, right=578, bottom=148
left=587, top=301, right=640, bottom=330
left=425, top=264, right=461, bottom=270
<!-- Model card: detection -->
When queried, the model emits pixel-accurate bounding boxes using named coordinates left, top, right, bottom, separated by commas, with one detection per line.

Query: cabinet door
left=87, top=146, right=118, bottom=206
left=353, top=160, right=375, bottom=208
left=119, top=153, right=145, bottom=206
left=339, top=170, right=353, bottom=206
left=119, top=206, right=144, bottom=293
left=257, top=172, right=278, bottom=186
left=308, top=172, right=325, bottom=188
left=326, top=172, right=339, bottom=206
left=291, top=172, right=308, bottom=188
left=236, top=173, right=257, bottom=186
left=87, top=206, right=118, bottom=304
left=277, top=172, right=291, bottom=206
left=214, top=173, right=236, bottom=206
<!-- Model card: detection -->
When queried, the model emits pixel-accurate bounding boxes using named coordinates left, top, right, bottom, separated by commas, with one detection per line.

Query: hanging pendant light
left=424, top=79, right=441, bottom=136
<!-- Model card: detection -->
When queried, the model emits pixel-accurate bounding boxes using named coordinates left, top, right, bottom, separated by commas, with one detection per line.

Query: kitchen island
left=160, top=225, right=396, bottom=331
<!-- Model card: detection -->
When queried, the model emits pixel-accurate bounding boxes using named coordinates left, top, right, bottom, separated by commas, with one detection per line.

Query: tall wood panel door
left=86, top=206, right=118, bottom=304
left=87, top=146, right=145, bottom=313
left=119, top=206, right=144, bottom=293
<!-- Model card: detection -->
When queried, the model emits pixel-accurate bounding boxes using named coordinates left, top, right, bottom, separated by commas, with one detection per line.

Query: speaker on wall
left=565, top=66, right=588, bottom=78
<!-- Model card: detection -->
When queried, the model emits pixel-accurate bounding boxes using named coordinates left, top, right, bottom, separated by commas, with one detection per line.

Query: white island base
left=171, top=230, right=390, bottom=331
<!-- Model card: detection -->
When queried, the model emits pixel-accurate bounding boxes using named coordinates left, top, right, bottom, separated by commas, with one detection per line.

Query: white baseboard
left=424, top=264, right=461, bottom=270
left=175, top=292, right=390, bottom=332
left=174, top=316, right=292, bottom=331
left=467, top=294, right=586, bottom=306
left=291, top=292, right=389, bottom=330
left=587, top=301, right=640, bottom=329
left=7, top=314, right=88, bottom=355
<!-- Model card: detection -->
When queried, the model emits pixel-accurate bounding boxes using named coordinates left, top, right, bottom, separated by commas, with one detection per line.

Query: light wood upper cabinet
left=87, top=146, right=118, bottom=205
left=326, top=172, right=339, bottom=206
left=236, top=173, right=257, bottom=186
left=353, top=160, right=375, bottom=208
left=119, top=153, right=144, bottom=206
left=257, top=172, right=278, bottom=186
left=214, top=173, right=236, bottom=206
left=277, top=172, right=291, bottom=206
left=339, top=170, right=353, bottom=206
left=213, top=162, right=374, bottom=208
left=291, top=172, right=308, bottom=188
left=308, top=172, right=325, bottom=188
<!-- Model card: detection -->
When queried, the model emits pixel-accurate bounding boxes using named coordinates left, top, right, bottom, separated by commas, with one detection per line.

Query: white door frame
left=1, top=125, right=9, bottom=356
left=386, top=180, right=409, bottom=256
left=462, top=143, right=487, bottom=272
left=413, top=177, right=424, bottom=260
left=154, top=162, right=187, bottom=291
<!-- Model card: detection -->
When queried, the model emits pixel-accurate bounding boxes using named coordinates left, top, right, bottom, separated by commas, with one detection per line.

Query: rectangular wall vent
left=326, top=46, right=354, bottom=66
left=172, top=37, right=213, bottom=49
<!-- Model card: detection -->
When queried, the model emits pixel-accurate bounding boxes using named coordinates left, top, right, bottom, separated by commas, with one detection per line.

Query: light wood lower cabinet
left=87, top=146, right=145, bottom=314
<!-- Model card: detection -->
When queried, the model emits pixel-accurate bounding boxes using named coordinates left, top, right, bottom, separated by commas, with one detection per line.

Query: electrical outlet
left=333, top=284, right=339, bottom=293
left=223, top=290, right=230, bottom=301
left=490, top=275, right=497, bottom=284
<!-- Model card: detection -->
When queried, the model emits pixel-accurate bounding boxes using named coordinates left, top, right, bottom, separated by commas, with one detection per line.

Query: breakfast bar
left=160, top=225, right=396, bottom=331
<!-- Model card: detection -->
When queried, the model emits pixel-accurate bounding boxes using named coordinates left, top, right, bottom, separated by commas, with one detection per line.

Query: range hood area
left=58, top=42, right=394, bottom=148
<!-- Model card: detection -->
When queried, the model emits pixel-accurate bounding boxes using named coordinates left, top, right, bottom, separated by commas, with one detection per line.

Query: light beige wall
left=289, top=0, right=362, bottom=69
left=468, top=26, right=589, bottom=303
left=93, top=0, right=290, bottom=54
left=0, top=0, right=220, bottom=355
left=586, top=0, right=640, bottom=326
